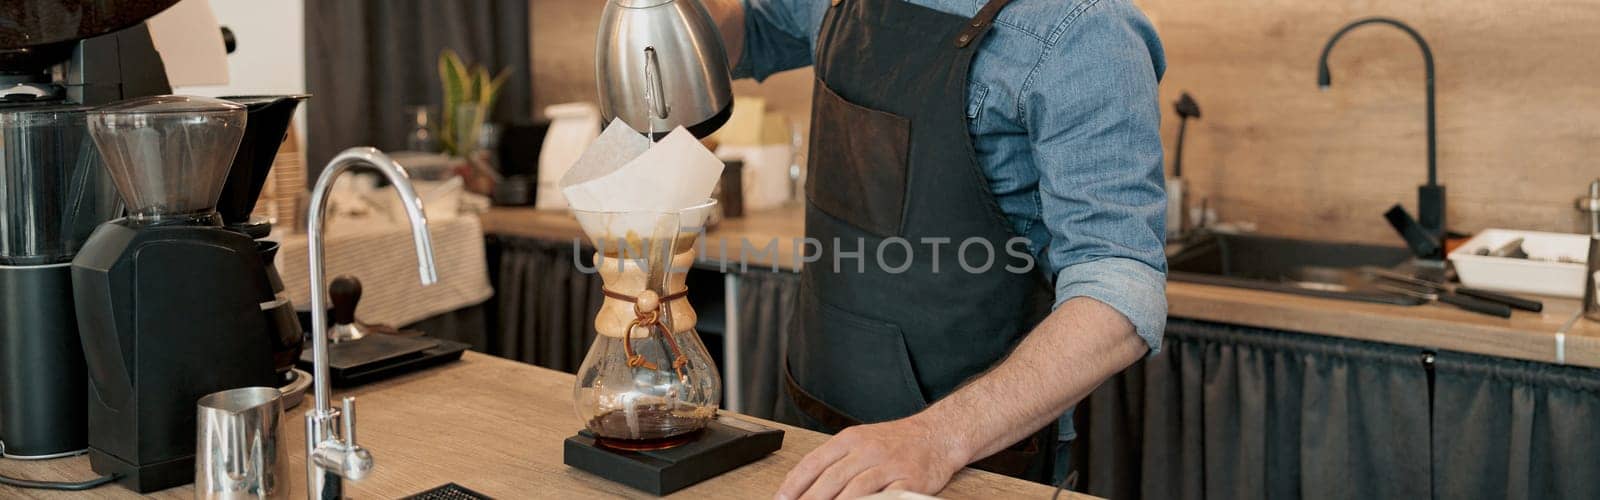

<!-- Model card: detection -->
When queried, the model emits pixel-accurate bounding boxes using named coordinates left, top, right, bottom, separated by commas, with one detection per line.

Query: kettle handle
left=643, top=47, right=671, bottom=122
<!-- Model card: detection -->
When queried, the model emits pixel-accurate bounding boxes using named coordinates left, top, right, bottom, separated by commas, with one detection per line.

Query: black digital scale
left=564, top=414, right=785, bottom=495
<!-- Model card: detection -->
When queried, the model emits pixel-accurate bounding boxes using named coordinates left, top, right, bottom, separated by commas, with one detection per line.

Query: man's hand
left=775, top=415, right=969, bottom=500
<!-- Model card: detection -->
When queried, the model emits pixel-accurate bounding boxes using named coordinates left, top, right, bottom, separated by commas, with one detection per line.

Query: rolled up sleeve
left=1055, top=258, right=1167, bottom=353
left=732, top=0, right=829, bottom=81
left=1028, top=1, right=1169, bottom=353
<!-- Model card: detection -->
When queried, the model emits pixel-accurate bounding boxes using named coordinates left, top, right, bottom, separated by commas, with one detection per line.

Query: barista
left=702, top=0, right=1168, bottom=498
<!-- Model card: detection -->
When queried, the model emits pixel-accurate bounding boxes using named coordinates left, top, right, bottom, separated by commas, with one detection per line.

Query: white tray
left=1448, top=229, right=1590, bottom=298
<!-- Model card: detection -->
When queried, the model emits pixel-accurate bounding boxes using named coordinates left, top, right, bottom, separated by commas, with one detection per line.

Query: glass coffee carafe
left=572, top=199, right=721, bottom=450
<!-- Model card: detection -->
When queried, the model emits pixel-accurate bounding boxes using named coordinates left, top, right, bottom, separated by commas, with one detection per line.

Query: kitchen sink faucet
left=304, top=147, right=439, bottom=499
left=1318, top=17, right=1444, bottom=249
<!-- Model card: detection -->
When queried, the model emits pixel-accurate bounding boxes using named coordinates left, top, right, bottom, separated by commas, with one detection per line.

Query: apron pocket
left=806, top=78, right=911, bottom=238
left=798, top=302, right=928, bottom=423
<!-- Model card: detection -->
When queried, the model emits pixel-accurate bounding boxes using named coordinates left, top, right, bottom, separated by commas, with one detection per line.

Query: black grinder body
left=71, top=221, right=277, bottom=493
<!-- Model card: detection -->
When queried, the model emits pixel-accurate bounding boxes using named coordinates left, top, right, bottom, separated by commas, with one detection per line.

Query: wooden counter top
left=0, top=353, right=1066, bottom=499
left=480, top=206, right=1600, bottom=370
left=1169, top=281, right=1600, bottom=368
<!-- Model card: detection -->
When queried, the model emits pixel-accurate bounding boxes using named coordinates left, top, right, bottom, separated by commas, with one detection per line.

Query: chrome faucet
left=304, top=147, right=438, bottom=499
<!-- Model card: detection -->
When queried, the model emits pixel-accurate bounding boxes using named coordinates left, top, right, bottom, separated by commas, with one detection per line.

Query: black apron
left=782, top=0, right=1058, bottom=482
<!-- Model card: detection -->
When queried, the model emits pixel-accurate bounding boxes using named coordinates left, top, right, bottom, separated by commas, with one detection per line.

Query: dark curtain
left=1433, top=350, right=1600, bottom=500
left=1077, top=319, right=1600, bottom=500
left=732, top=269, right=800, bottom=419
left=486, top=235, right=602, bottom=373
left=1075, top=319, right=1433, bottom=500
left=303, top=0, right=533, bottom=174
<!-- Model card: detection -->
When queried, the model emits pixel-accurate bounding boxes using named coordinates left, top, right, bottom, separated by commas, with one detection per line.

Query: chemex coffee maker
left=0, top=0, right=176, bottom=460
left=71, top=94, right=306, bottom=493
left=564, top=4, right=781, bottom=494
left=563, top=201, right=781, bottom=496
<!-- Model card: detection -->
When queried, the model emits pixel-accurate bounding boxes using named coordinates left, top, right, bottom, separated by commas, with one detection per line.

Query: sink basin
left=1168, top=232, right=1424, bottom=305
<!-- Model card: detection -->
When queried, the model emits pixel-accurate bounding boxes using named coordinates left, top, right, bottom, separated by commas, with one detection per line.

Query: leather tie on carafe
left=602, top=287, right=691, bottom=378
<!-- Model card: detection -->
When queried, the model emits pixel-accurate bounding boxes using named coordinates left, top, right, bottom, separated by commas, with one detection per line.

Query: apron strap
left=954, top=0, right=1017, bottom=48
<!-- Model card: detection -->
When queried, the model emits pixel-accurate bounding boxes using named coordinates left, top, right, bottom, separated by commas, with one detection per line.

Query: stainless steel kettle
left=596, top=0, right=734, bottom=138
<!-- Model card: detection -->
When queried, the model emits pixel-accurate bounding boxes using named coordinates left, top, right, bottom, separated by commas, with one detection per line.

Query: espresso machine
left=71, top=95, right=280, bottom=492
left=0, top=1, right=177, bottom=460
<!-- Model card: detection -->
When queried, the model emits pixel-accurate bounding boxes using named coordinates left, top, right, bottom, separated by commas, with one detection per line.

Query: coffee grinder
left=0, top=105, right=122, bottom=460
left=71, top=96, right=279, bottom=492
left=0, top=1, right=177, bottom=460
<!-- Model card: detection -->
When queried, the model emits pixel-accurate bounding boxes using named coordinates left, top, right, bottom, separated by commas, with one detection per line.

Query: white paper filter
left=559, top=119, right=725, bottom=240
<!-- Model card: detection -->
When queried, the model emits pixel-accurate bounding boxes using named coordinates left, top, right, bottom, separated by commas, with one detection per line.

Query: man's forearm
left=919, top=297, right=1148, bottom=463
left=701, top=0, right=746, bottom=68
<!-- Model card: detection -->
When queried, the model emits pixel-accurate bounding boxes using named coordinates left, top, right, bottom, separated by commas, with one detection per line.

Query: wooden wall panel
left=1141, top=0, right=1600, bottom=243
left=534, top=0, right=1599, bottom=244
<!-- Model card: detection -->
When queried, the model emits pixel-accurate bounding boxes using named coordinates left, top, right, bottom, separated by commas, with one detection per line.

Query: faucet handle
left=341, top=396, right=358, bottom=445
left=311, top=440, right=374, bottom=482
left=312, top=397, right=374, bottom=482
left=338, top=396, right=373, bottom=480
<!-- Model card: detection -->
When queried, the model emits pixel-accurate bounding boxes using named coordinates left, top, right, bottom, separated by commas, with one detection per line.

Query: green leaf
left=435, top=49, right=512, bottom=156
left=466, top=67, right=491, bottom=147
left=486, top=68, right=510, bottom=103
left=438, top=50, right=471, bottom=155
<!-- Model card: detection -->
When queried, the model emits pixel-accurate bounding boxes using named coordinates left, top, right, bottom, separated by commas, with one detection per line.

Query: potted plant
left=437, top=49, right=509, bottom=194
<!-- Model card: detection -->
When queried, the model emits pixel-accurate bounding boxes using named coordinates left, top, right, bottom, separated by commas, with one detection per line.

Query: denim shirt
left=736, top=0, right=1170, bottom=355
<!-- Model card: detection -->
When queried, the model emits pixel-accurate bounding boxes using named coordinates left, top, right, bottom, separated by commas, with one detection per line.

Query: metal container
left=596, top=0, right=734, bottom=138
left=1585, top=234, right=1599, bottom=322
left=0, top=106, right=121, bottom=265
left=196, top=387, right=287, bottom=500
left=1579, top=179, right=1600, bottom=236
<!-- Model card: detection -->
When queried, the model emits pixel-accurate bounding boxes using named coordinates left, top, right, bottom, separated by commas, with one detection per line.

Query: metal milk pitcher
left=596, top=0, right=734, bottom=139
left=196, top=387, right=287, bottom=499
